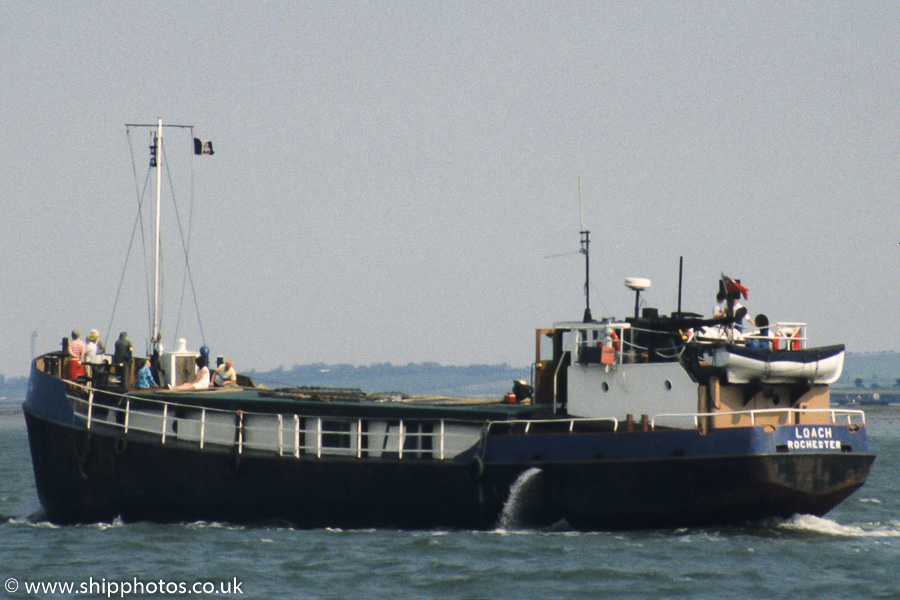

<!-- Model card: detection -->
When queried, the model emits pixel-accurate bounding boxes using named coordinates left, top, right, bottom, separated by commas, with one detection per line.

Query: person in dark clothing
left=113, top=331, right=133, bottom=366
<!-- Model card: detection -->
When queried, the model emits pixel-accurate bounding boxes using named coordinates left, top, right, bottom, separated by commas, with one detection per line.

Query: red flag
left=722, top=276, right=749, bottom=300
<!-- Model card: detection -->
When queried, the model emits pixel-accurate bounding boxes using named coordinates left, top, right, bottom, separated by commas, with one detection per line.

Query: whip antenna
left=578, top=177, right=591, bottom=322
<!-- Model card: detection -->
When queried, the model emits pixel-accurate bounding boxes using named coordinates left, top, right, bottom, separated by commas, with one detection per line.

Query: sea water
left=2, top=400, right=899, bottom=600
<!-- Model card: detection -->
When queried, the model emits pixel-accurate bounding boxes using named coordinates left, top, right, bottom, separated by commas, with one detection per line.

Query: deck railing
left=489, top=408, right=864, bottom=437
left=67, top=385, right=484, bottom=461
left=484, top=417, right=619, bottom=436
left=65, top=385, right=868, bottom=463
left=652, top=407, right=866, bottom=429
left=567, top=320, right=814, bottom=367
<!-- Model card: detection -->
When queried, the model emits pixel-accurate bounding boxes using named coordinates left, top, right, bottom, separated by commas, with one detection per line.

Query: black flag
left=193, top=138, right=214, bottom=156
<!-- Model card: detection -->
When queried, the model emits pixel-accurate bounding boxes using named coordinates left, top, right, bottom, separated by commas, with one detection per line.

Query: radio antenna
left=578, top=177, right=591, bottom=322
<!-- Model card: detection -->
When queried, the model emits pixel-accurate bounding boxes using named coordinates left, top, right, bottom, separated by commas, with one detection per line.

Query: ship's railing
left=484, top=417, right=619, bottom=436
left=65, top=386, right=485, bottom=461
left=652, top=407, right=866, bottom=429
left=561, top=319, right=814, bottom=369
left=484, top=408, right=865, bottom=436
left=569, top=322, right=632, bottom=366
left=696, top=321, right=809, bottom=350
left=570, top=322, right=694, bottom=366
left=63, top=385, right=866, bottom=462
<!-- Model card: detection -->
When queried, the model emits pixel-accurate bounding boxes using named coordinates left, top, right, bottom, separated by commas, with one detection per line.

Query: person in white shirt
left=174, top=357, right=210, bottom=390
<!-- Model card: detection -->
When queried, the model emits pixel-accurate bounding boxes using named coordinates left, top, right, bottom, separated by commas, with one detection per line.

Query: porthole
left=664, top=380, right=673, bottom=391
left=601, top=382, right=609, bottom=392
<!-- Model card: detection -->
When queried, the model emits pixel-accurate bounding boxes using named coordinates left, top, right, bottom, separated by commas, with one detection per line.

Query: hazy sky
left=2, top=2, right=897, bottom=377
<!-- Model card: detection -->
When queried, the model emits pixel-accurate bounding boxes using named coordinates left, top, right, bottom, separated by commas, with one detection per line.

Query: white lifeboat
left=710, top=343, right=845, bottom=385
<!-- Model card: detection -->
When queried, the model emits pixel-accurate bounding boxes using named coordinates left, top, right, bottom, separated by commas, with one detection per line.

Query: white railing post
left=237, top=411, right=244, bottom=455
left=399, top=420, right=405, bottom=459
left=293, top=415, right=300, bottom=458
left=86, top=390, right=94, bottom=429
left=357, top=419, right=363, bottom=459
left=162, top=403, right=168, bottom=444
left=316, top=418, right=322, bottom=459
left=552, top=350, right=569, bottom=415
left=278, top=414, right=284, bottom=457
left=200, top=409, right=206, bottom=449
left=440, top=421, right=445, bottom=460
left=124, top=400, right=130, bottom=433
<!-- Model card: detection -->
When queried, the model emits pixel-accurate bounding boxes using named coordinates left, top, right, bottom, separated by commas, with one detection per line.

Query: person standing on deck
left=720, top=276, right=753, bottom=333
left=65, top=330, right=86, bottom=381
left=68, top=330, right=85, bottom=362
left=113, top=332, right=133, bottom=365
left=91, top=329, right=106, bottom=354
left=84, top=330, right=102, bottom=364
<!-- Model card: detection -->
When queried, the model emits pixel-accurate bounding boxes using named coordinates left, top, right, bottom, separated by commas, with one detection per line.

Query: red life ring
left=610, top=331, right=621, bottom=352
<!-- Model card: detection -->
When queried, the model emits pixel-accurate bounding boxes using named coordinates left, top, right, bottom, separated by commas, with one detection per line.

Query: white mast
left=153, top=117, right=163, bottom=344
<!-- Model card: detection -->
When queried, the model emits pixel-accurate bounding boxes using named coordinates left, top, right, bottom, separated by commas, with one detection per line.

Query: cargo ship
left=22, top=120, right=874, bottom=530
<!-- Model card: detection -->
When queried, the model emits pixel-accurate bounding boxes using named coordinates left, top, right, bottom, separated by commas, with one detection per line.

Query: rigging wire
left=106, top=190, right=149, bottom=349
left=161, top=129, right=206, bottom=346
left=109, top=124, right=206, bottom=352
left=182, top=125, right=196, bottom=341
left=141, top=131, right=155, bottom=339
left=107, top=127, right=154, bottom=347
left=545, top=244, right=612, bottom=317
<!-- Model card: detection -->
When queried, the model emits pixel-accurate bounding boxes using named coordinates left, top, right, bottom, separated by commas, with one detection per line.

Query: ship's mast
left=152, top=117, right=163, bottom=345
left=124, top=118, right=202, bottom=353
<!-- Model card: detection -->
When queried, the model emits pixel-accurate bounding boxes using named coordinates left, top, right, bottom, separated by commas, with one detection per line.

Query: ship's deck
left=124, top=386, right=540, bottom=421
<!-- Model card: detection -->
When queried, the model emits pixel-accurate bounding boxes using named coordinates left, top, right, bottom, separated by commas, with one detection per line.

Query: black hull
left=540, top=453, right=874, bottom=530
left=24, top=410, right=874, bottom=531
left=24, top=411, right=491, bottom=529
